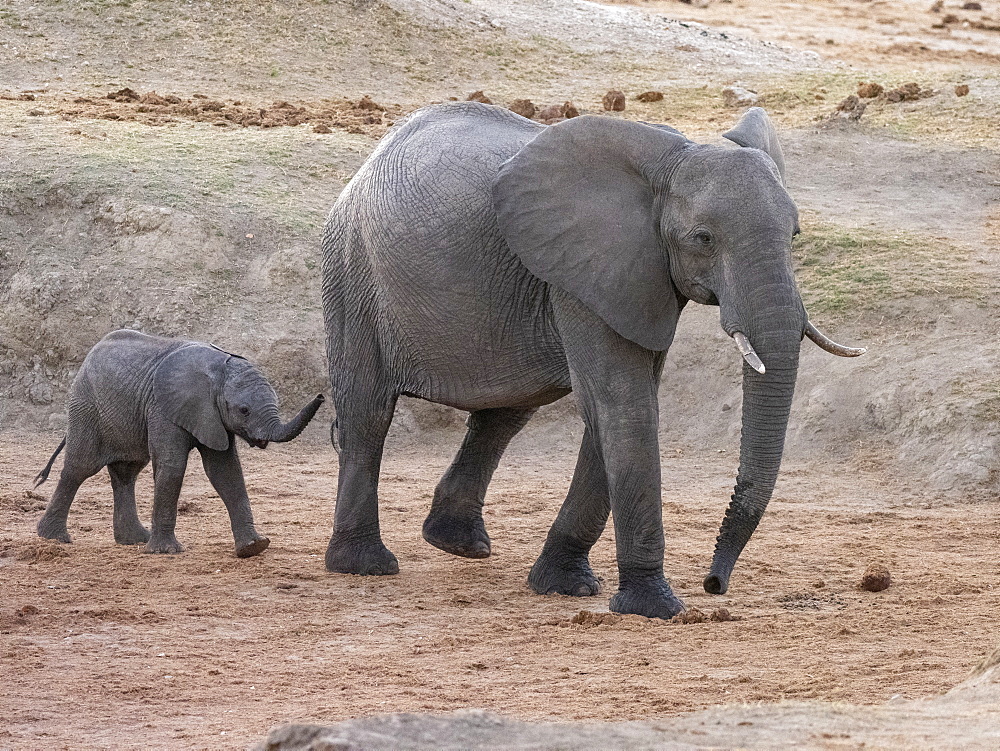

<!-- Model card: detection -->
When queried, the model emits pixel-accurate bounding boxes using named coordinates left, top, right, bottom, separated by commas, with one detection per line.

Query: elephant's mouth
left=244, top=436, right=270, bottom=450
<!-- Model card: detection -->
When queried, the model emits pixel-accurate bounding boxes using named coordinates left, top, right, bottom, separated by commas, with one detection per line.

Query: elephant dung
left=859, top=563, right=892, bottom=592
left=507, top=98, right=536, bottom=118
left=856, top=81, right=884, bottom=98
left=636, top=90, right=664, bottom=103
left=602, top=89, right=626, bottom=111
left=467, top=90, right=493, bottom=104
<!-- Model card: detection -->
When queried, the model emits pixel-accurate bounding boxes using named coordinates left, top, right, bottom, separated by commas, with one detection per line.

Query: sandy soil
left=2, top=0, right=1000, bottom=748
left=2, top=430, right=998, bottom=749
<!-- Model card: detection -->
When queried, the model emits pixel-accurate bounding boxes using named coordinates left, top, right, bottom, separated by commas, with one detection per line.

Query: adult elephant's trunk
left=705, top=262, right=803, bottom=595
left=263, top=394, right=325, bottom=443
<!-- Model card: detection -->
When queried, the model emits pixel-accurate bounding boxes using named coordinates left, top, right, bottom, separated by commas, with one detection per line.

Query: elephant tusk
left=804, top=321, right=867, bottom=357
left=733, top=332, right=765, bottom=374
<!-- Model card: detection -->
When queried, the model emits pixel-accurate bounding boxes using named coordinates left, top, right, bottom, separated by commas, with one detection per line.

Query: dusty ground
left=2, top=0, right=1000, bottom=748
left=2, top=431, right=999, bottom=749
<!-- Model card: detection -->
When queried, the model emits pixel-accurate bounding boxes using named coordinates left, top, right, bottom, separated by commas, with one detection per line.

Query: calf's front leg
left=198, top=443, right=270, bottom=558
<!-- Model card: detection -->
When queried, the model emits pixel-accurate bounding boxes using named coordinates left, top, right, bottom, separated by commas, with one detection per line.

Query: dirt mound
left=2, top=89, right=403, bottom=138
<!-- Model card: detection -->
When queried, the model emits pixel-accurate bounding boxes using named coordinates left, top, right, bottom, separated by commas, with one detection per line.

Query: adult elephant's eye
left=693, top=230, right=713, bottom=246
left=239, top=406, right=251, bottom=416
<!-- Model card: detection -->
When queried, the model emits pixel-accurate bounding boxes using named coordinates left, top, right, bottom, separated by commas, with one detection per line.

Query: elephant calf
left=34, top=330, right=324, bottom=557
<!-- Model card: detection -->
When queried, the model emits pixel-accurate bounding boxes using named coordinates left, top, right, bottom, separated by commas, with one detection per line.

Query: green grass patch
left=793, top=219, right=987, bottom=318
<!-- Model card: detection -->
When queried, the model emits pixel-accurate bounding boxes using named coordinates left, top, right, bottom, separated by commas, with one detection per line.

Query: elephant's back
left=322, top=103, right=568, bottom=408
left=70, top=330, right=181, bottom=453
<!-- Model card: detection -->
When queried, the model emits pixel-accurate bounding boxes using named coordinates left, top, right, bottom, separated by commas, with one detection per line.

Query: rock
left=28, top=380, right=53, bottom=406
left=507, top=99, right=535, bottom=118
left=857, top=82, right=884, bottom=98
left=955, top=84, right=970, bottom=97
left=833, top=95, right=867, bottom=121
left=859, top=563, right=892, bottom=592
left=886, top=82, right=923, bottom=102
left=602, top=89, right=626, bottom=112
left=636, top=90, right=664, bottom=103
left=467, top=90, right=492, bottom=105
left=721, top=85, right=759, bottom=108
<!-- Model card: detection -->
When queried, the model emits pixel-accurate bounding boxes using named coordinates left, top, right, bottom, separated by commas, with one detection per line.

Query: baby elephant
left=34, top=330, right=324, bottom=557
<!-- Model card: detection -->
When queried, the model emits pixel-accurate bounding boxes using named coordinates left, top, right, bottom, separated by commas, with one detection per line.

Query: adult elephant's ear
left=493, top=116, right=688, bottom=352
left=153, top=344, right=230, bottom=451
left=722, top=107, right=786, bottom=185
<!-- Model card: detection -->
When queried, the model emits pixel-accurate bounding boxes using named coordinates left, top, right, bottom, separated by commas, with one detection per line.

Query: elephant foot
left=421, top=511, right=491, bottom=559
left=37, top=517, right=72, bottom=544
left=528, top=549, right=602, bottom=597
left=235, top=534, right=270, bottom=559
left=144, top=535, right=184, bottom=554
left=114, top=524, right=151, bottom=546
left=610, top=575, right=685, bottom=620
left=325, top=532, right=399, bottom=575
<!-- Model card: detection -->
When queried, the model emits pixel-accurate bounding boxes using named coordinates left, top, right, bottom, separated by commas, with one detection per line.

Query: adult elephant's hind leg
left=108, top=460, right=151, bottom=545
left=325, top=390, right=400, bottom=575
left=528, top=426, right=608, bottom=597
left=423, top=407, right=535, bottom=559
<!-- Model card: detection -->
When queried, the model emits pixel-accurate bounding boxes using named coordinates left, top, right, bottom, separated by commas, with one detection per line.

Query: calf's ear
left=153, top=344, right=230, bottom=451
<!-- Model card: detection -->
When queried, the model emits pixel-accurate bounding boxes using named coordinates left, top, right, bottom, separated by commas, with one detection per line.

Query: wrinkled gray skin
left=35, top=330, right=324, bottom=557
left=322, top=102, right=826, bottom=619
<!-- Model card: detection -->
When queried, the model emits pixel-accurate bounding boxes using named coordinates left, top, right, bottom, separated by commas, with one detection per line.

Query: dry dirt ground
left=2, top=431, right=999, bottom=749
left=2, top=0, right=1000, bottom=748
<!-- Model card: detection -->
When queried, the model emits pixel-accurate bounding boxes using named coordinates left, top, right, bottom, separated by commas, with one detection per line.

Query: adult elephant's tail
left=34, top=438, right=66, bottom=488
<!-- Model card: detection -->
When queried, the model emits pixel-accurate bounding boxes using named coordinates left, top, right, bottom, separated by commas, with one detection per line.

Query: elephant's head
left=494, top=108, right=863, bottom=595
left=153, top=343, right=324, bottom=451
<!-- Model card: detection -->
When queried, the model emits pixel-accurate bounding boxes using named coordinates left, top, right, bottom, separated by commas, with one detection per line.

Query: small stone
left=857, top=81, right=884, bottom=98
left=507, top=98, right=536, bottom=118
left=636, top=90, right=664, bottom=103
left=859, top=563, right=891, bottom=592
left=929, top=0, right=943, bottom=10
left=466, top=90, right=492, bottom=105
left=961, top=2, right=982, bottom=9
left=602, top=89, right=626, bottom=112
left=721, top=85, right=759, bottom=108
left=955, top=84, right=970, bottom=96
left=313, top=123, right=332, bottom=133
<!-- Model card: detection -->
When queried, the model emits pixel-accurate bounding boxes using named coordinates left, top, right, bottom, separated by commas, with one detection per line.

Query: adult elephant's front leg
left=551, top=291, right=684, bottom=620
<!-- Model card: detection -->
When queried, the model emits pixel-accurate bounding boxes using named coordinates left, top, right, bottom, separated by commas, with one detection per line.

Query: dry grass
left=793, top=216, right=989, bottom=318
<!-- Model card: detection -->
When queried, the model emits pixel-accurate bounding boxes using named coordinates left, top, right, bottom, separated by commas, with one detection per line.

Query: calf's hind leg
left=108, top=460, right=151, bottom=545
left=37, top=455, right=105, bottom=543
left=422, top=407, right=535, bottom=558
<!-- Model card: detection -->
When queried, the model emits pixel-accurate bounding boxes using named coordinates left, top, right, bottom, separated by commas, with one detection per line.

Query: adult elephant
left=320, top=102, right=863, bottom=619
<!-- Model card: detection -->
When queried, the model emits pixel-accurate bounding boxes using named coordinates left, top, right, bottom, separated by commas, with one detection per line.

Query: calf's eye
left=239, top=406, right=251, bottom=416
